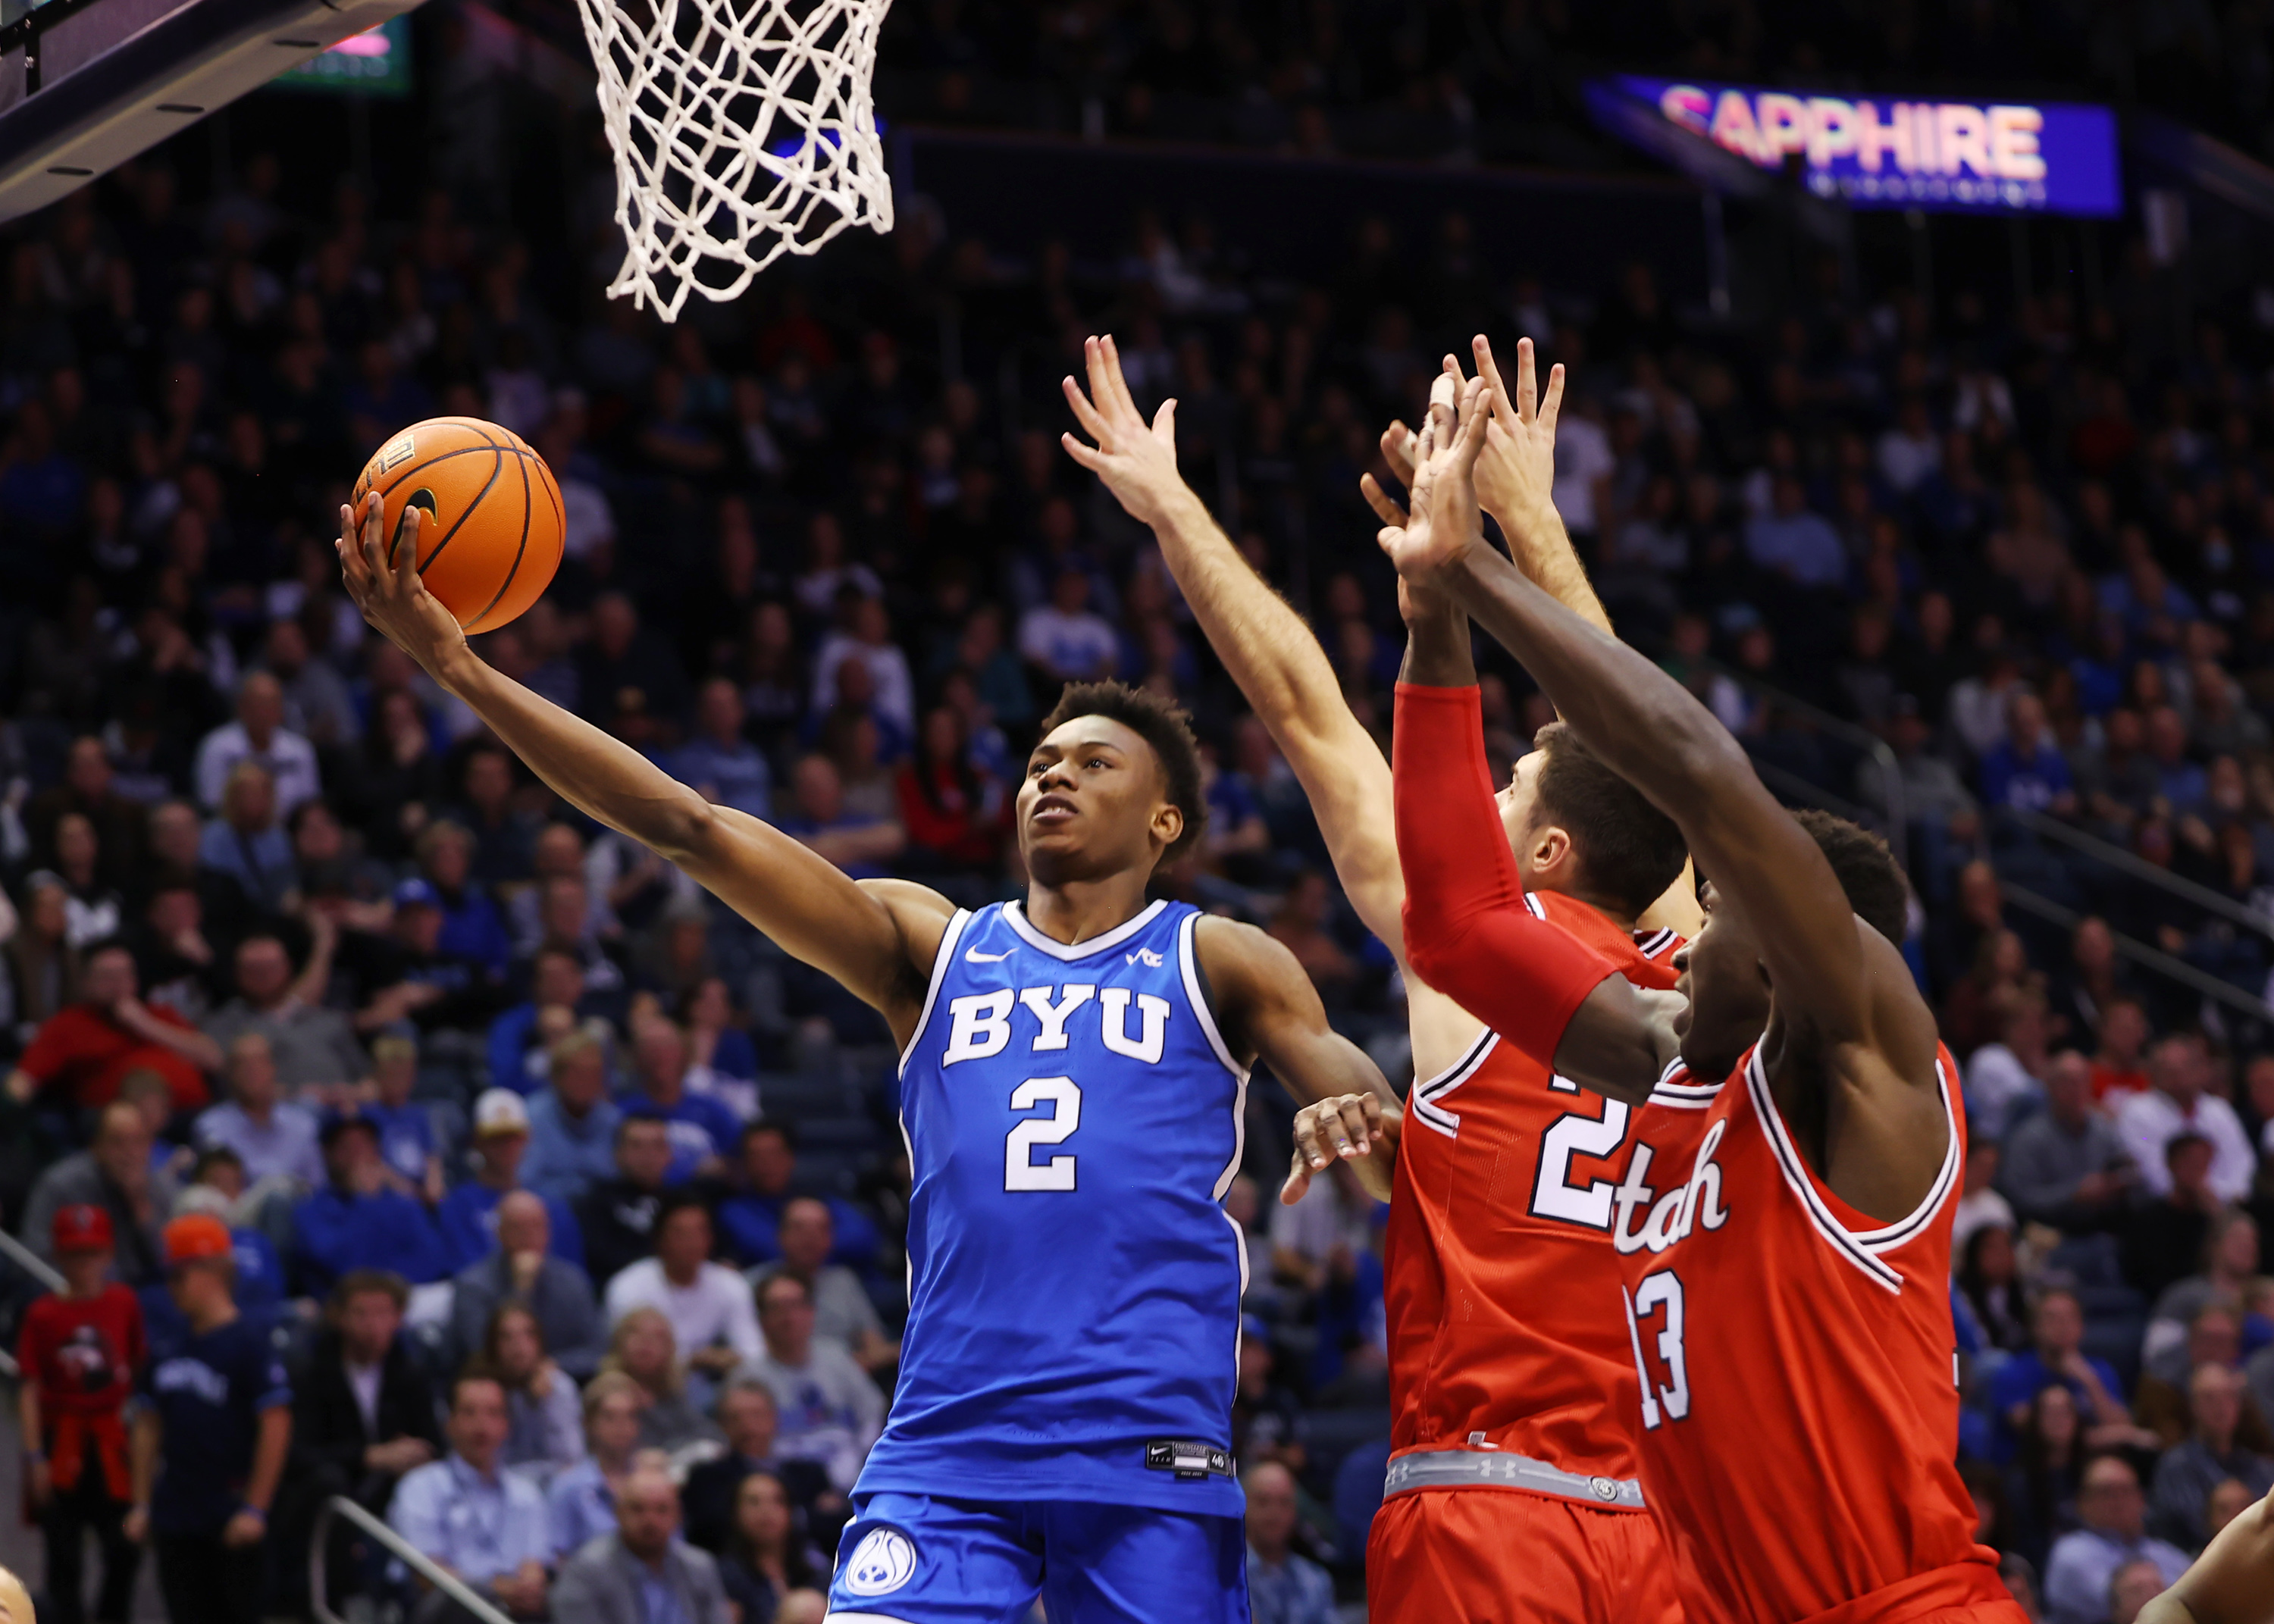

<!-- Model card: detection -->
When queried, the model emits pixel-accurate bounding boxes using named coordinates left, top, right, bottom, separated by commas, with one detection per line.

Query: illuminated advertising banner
left=1597, top=74, right=2122, bottom=217
left=272, top=16, right=412, bottom=96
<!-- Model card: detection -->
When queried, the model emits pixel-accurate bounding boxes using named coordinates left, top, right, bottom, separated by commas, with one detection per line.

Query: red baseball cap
left=162, top=1214, right=233, bottom=1266
left=51, top=1204, right=114, bottom=1254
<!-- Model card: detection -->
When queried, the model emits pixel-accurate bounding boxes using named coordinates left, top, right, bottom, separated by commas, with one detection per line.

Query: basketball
left=349, top=417, right=565, bottom=634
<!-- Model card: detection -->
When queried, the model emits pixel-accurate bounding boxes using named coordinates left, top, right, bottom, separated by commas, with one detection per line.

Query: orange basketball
left=350, top=417, right=565, bottom=634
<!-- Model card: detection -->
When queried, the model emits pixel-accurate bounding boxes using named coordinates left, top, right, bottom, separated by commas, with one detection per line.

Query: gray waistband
left=1383, top=1449, right=1646, bottom=1511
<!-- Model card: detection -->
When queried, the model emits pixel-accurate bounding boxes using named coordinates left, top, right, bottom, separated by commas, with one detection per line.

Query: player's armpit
left=1192, top=915, right=1396, bottom=1111
left=2138, top=1482, right=2274, bottom=1624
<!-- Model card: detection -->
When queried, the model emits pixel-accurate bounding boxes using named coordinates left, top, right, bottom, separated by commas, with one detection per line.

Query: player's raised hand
left=1470, top=335, right=1564, bottom=527
left=337, top=493, right=468, bottom=679
left=1062, top=334, right=1190, bottom=529
left=1283, top=1093, right=1401, bottom=1206
left=1377, top=375, right=1492, bottom=585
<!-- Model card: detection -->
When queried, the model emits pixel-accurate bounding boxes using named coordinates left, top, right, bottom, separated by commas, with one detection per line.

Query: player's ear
left=1153, top=800, right=1185, bottom=853
left=1530, top=824, right=1572, bottom=876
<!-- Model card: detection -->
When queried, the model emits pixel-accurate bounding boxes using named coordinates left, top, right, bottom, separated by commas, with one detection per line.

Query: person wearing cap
left=341, top=880, right=512, bottom=1039
left=125, top=1214, right=292, bottom=1624
left=446, top=1190, right=606, bottom=1382
left=17, top=1205, right=146, bottom=1624
left=290, top=1110, right=446, bottom=1296
left=435, top=1087, right=587, bottom=1275
left=190, top=1032, right=324, bottom=1187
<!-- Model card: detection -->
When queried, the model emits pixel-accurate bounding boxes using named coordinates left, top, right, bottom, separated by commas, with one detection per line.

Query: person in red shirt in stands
left=5, top=942, right=221, bottom=1114
left=17, top=1203, right=147, bottom=1624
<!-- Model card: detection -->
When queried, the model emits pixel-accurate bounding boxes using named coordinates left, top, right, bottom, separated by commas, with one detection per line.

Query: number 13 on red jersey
left=1624, top=1269, right=1692, bottom=1429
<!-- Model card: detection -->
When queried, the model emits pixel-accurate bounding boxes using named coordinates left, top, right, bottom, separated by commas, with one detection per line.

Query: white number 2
left=1004, top=1076, right=1082, bottom=1191
left=1624, top=1269, right=1692, bottom=1429
left=1529, top=1098, right=1630, bottom=1228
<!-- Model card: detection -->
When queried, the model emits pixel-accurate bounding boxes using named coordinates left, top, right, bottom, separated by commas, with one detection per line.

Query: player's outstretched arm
left=2140, top=1485, right=2274, bottom=1624
left=338, top=497, right=948, bottom=1040
left=1368, top=340, right=1702, bottom=944
left=1062, top=336, right=1406, bottom=959
left=1385, top=382, right=1944, bottom=1211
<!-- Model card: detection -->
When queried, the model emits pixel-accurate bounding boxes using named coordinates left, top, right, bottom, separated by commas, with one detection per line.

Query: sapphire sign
left=1597, top=75, right=2122, bottom=217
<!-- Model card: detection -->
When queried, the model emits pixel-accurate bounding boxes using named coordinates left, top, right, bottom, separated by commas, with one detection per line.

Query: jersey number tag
left=1624, top=1269, right=1692, bottom=1429
left=1005, top=1076, right=1082, bottom=1191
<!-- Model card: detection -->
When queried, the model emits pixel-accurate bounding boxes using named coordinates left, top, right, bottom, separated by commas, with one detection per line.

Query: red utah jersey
left=1384, top=890, right=1682, bottom=1486
left=1618, top=1043, right=2025, bottom=1624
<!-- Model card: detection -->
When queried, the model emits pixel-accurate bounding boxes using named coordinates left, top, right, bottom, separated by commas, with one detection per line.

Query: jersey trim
left=1176, top=911, right=1252, bottom=1095
left=1649, top=1056, right=1726, bottom=1111
left=1001, top=898, right=1169, bottom=961
left=1410, top=1026, right=1495, bottom=1139
left=895, top=908, right=974, bottom=1080
left=1633, top=927, right=1680, bottom=959
left=1743, top=1047, right=1959, bottom=1294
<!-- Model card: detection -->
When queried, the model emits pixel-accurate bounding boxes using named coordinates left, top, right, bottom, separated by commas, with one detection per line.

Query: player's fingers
left=1358, top=473, right=1408, bottom=527
left=1540, top=362, right=1566, bottom=433
left=1153, top=398, right=1177, bottom=446
left=1100, top=333, right=1143, bottom=424
left=1473, top=335, right=1516, bottom=426
left=1452, top=386, right=1493, bottom=469
left=1082, top=337, right=1123, bottom=429
left=1060, top=432, right=1107, bottom=472
left=391, top=507, right=425, bottom=587
left=1061, top=374, right=1111, bottom=443
left=1314, top=1103, right=1356, bottom=1159
left=1380, top=421, right=1417, bottom=486
left=1357, top=1093, right=1386, bottom=1133
left=1377, top=525, right=1406, bottom=562
left=1335, top=1099, right=1373, bottom=1155
left=1292, top=1109, right=1333, bottom=1171
left=1514, top=336, right=1539, bottom=424
left=1281, top=1150, right=1313, bottom=1206
left=336, top=504, right=365, bottom=588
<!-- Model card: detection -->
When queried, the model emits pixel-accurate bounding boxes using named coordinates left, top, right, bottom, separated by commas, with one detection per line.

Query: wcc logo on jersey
left=942, top=983, right=1173, bottom=1066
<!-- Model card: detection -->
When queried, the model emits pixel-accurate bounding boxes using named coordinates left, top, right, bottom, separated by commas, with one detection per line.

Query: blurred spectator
left=2150, top=1213, right=2261, bottom=1335
left=198, top=764, right=297, bottom=915
left=605, top=1195, right=760, bottom=1384
left=544, top=1372, right=647, bottom=1561
left=1989, top=1290, right=2143, bottom=1463
left=2004, top=1385, right=2087, bottom=1573
left=576, top=1113, right=675, bottom=1285
left=674, top=677, right=772, bottom=821
left=191, top=1031, right=322, bottom=1186
left=681, top=1379, right=832, bottom=1556
left=2090, top=1000, right=2154, bottom=1101
left=1231, top=1317, right=1308, bottom=1474
left=201, top=930, right=367, bottom=1095
left=1954, top=1141, right=2019, bottom=1259
left=287, top=1271, right=441, bottom=1611
left=739, top=1273, right=883, bottom=1494
left=476, top=1299, right=585, bottom=1480
left=775, top=755, right=905, bottom=879
left=364, top=1032, right=443, bottom=1203
left=2002, top=1051, right=2135, bottom=1231
left=437, top=1087, right=586, bottom=1273
left=748, top=1197, right=896, bottom=1374
left=1018, top=570, right=1120, bottom=684
left=487, top=945, right=598, bottom=1092
left=416, top=821, right=513, bottom=978
left=2135, top=1303, right=2272, bottom=1451
left=2147, top=1364, right=2273, bottom=1550
left=291, top=1110, right=446, bottom=1294
left=549, top=1466, right=732, bottom=1624
left=600, top=1307, right=720, bottom=1452
left=127, top=1214, right=291, bottom=1624
left=2123, top=1134, right=2225, bottom=1304
left=518, top=1026, right=622, bottom=1209
left=1242, top=1460, right=1333, bottom=1624
left=2107, top=1557, right=2166, bottom=1624
left=6, top=940, right=220, bottom=1112
left=1967, top=992, right=2052, bottom=1142
left=716, top=1122, right=881, bottom=1273
left=193, top=671, right=318, bottom=815
left=622, top=1020, right=741, bottom=1184
left=1959, top=1225, right=2031, bottom=1353
left=387, top=1371, right=551, bottom=1622
left=22, top=1100, right=175, bottom=1284
left=2116, top=1033, right=2258, bottom=1206
left=17, top=1205, right=145, bottom=1624
left=2043, top=1457, right=2188, bottom=1624
left=715, top=1469, right=825, bottom=1622
left=447, top=1190, right=606, bottom=1381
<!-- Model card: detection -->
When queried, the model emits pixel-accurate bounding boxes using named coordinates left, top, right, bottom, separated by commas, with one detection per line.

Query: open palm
left=1377, top=376, right=1492, bottom=584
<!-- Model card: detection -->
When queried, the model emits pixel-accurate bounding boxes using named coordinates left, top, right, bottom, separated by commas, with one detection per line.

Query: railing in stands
left=0, top=1226, right=66, bottom=1294
left=310, top=1495, right=515, bottom=1624
left=1997, top=881, right=2274, bottom=1025
left=1994, top=805, right=2274, bottom=943
left=1696, top=659, right=1909, bottom=871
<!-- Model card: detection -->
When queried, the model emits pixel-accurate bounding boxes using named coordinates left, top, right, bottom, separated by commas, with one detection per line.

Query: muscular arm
left=337, top=499, right=948, bottom=1044
left=2140, top=1485, right=2274, bottom=1624
left=1389, top=380, right=1943, bottom=1214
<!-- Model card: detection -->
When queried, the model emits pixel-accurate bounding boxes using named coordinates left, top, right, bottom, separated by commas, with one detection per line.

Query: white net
left=575, top=0, right=896, bottom=320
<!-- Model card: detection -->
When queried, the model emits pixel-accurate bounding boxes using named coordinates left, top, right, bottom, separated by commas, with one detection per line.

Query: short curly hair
left=1791, top=809, right=1909, bottom=944
left=1036, top=681, right=1208, bottom=863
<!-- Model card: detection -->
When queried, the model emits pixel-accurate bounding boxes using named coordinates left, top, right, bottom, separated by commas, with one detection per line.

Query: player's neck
left=1021, top=874, right=1157, bottom=947
left=1531, top=877, right=1635, bottom=932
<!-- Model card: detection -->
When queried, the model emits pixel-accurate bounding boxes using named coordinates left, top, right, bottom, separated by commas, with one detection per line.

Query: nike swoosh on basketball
left=965, top=947, right=1010, bottom=962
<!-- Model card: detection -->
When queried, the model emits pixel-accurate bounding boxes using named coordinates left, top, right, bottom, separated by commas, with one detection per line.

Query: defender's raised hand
left=1374, top=337, right=1564, bottom=529
left=1377, top=375, right=1493, bottom=586
left=1062, top=334, right=1191, bottom=528
left=336, top=493, right=467, bottom=679
left=1283, top=1092, right=1401, bottom=1206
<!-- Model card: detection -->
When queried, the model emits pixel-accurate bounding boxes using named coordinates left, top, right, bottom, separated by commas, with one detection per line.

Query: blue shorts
left=822, top=1492, right=1251, bottom=1624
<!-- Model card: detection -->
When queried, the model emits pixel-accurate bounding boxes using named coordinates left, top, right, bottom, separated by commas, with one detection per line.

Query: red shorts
left=1367, top=1486, right=1681, bottom=1624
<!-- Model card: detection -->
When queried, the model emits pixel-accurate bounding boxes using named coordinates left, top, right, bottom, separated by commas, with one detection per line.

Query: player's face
left=1497, top=750, right=1543, bottom=860
left=1672, top=881, right=1771, bottom=1078
left=1017, top=716, right=1181, bottom=884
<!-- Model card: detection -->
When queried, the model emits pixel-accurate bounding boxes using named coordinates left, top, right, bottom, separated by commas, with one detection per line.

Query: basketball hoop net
left=574, top=0, right=895, bottom=320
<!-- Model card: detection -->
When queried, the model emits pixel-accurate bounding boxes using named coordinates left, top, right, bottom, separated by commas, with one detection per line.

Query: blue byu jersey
left=857, top=898, right=1251, bottom=1517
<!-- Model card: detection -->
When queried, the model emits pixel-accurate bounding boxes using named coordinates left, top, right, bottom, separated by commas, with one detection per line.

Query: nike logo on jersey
left=965, top=947, right=1011, bottom=962
left=1126, top=949, right=1164, bottom=968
